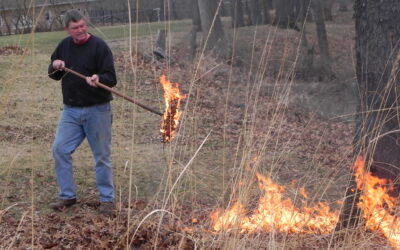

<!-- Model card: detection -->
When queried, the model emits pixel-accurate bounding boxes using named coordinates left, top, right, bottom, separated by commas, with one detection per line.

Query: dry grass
left=1, top=2, right=395, bottom=249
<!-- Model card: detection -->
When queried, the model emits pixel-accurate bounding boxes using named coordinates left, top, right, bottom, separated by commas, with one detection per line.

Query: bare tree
left=312, top=0, right=332, bottom=79
left=261, top=0, right=272, bottom=24
left=167, top=0, right=180, bottom=20
left=323, top=0, right=333, bottom=21
left=191, top=0, right=201, bottom=31
left=189, top=0, right=201, bottom=56
left=197, top=0, right=228, bottom=55
left=0, top=1, right=13, bottom=35
left=248, top=0, right=262, bottom=25
left=339, top=0, right=348, bottom=11
left=273, top=0, right=298, bottom=30
left=336, top=0, right=400, bottom=230
left=231, top=0, right=245, bottom=28
left=299, top=0, right=312, bottom=23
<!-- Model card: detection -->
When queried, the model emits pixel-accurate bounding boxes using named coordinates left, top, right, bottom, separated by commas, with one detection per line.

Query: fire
left=211, top=172, right=339, bottom=234
left=354, top=156, right=400, bottom=248
left=210, top=157, right=400, bottom=248
left=159, top=75, right=186, bottom=142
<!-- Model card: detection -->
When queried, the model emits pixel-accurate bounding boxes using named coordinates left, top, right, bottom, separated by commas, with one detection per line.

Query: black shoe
left=49, top=198, right=76, bottom=211
left=98, top=202, right=114, bottom=216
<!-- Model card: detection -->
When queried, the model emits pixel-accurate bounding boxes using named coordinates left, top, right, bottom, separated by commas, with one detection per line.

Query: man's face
left=66, top=19, right=88, bottom=42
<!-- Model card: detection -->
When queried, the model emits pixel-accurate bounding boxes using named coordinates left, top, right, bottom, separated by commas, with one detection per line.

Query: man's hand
left=52, top=60, right=65, bottom=70
left=86, top=74, right=99, bottom=87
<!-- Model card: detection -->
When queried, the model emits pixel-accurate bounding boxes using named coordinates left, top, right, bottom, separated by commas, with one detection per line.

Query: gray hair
left=63, top=9, right=86, bottom=27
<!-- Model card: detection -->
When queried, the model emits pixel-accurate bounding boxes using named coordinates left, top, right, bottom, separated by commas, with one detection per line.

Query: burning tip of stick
left=159, top=75, right=186, bottom=143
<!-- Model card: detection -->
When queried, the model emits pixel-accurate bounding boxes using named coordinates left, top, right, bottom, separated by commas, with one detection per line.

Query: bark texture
left=337, top=0, right=400, bottom=229
left=313, top=0, right=332, bottom=79
left=197, top=0, right=227, bottom=55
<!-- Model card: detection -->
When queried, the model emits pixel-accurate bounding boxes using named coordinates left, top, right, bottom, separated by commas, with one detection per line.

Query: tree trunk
left=164, top=0, right=179, bottom=20
left=248, top=0, right=262, bottom=26
left=336, top=0, right=400, bottom=230
left=274, top=0, right=288, bottom=27
left=291, top=0, right=301, bottom=24
left=323, top=0, right=333, bottom=21
left=197, top=0, right=227, bottom=54
left=170, top=0, right=180, bottom=20
left=0, top=12, right=11, bottom=35
left=191, top=0, right=202, bottom=31
left=339, top=0, right=348, bottom=11
left=261, top=0, right=272, bottom=24
left=156, top=29, right=166, bottom=50
left=231, top=0, right=245, bottom=28
left=299, top=0, right=312, bottom=23
left=273, top=0, right=297, bottom=29
left=189, top=24, right=198, bottom=56
left=266, top=0, right=273, bottom=9
left=299, top=26, right=314, bottom=77
left=159, top=0, right=166, bottom=21
left=312, top=0, right=332, bottom=79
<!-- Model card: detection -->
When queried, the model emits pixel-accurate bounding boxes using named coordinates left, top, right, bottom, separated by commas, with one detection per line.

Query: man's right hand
left=52, top=60, right=65, bottom=70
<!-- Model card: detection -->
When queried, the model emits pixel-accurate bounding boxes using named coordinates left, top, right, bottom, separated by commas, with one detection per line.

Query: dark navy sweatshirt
left=48, top=35, right=117, bottom=107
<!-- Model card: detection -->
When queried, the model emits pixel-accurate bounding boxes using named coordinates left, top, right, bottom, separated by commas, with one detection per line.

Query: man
left=48, top=10, right=116, bottom=215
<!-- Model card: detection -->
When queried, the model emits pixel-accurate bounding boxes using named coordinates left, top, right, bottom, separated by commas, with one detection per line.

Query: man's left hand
left=86, top=74, right=99, bottom=87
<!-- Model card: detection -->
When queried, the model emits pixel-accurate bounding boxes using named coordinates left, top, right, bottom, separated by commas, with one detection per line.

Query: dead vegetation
left=1, top=7, right=392, bottom=249
left=0, top=45, right=28, bottom=56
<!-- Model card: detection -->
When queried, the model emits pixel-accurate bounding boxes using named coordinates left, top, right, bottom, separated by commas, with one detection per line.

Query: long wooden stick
left=63, top=67, right=163, bottom=116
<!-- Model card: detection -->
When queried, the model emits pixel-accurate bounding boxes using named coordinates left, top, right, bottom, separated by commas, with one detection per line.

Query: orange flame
left=354, top=156, right=400, bottom=248
left=211, top=172, right=338, bottom=234
left=210, top=157, right=400, bottom=248
left=159, top=75, right=186, bottom=142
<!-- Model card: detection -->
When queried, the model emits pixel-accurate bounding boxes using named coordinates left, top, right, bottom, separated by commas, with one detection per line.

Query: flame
left=354, top=156, right=400, bottom=248
left=211, top=172, right=338, bottom=234
left=159, top=75, right=186, bottom=142
left=210, top=157, right=400, bottom=248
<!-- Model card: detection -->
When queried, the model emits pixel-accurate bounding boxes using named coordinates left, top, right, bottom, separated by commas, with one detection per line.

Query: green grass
left=0, top=19, right=191, bottom=53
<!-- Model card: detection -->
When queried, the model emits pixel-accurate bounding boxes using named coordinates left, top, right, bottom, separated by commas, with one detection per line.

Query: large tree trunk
left=248, top=0, right=262, bottom=26
left=312, top=0, right=332, bottom=80
left=231, top=0, right=245, bottom=28
left=323, top=0, right=333, bottom=21
left=197, top=0, right=227, bottom=54
left=336, top=0, right=400, bottom=230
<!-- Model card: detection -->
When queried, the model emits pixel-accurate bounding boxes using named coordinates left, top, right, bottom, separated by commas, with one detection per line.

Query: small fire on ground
left=159, top=75, right=186, bottom=142
left=211, top=172, right=338, bottom=234
left=211, top=157, right=400, bottom=249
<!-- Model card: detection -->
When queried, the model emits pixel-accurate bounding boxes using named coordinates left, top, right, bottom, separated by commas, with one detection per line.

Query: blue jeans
left=52, top=102, right=114, bottom=202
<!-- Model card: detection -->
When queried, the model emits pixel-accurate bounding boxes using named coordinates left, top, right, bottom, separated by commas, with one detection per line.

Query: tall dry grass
left=0, top=1, right=394, bottom=249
